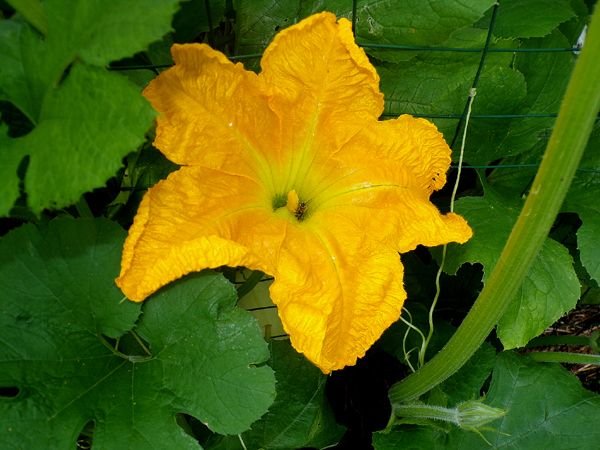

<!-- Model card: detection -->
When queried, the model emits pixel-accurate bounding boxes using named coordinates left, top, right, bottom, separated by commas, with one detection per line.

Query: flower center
left=272, top=189, right=308, bottom=221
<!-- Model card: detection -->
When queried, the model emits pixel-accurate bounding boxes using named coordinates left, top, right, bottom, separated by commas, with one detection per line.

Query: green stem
left=389, top=5, right=600, bottom=404
left=394, top=403, right=458, bottom=425
left=526, top=351, right=600, bottom=365
left=75, top=196, right=93, bottom=218
left=236, top=270, right=264, bottom=300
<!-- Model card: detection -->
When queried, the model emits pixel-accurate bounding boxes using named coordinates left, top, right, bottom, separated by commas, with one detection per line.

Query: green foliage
left=444, top=192, right=581, bottom=349
left=375, top=353, right=600, bottom=449
left=564, top=126, right=600, bottom=283
left=488, top=31, right=576, bottom=163
left=1, top=0, right=599, bottom=447
left=451, top=352, right=600, bottom=448
left=242, top=340, right=344, bottom=449
left=490, top=0, right=575, bottom=38
left=5, top=0, right=46, bottom=34
left=0, top=0, right=179, bottom=214
left=207, top=340, right=344, bottom=449
left=234, top=0, right=495, bottom=59
left=0, top=218, right=275, bottom=449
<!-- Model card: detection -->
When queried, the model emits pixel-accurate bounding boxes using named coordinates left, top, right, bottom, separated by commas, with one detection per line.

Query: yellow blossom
left=116, top=12, right=472, bottom=373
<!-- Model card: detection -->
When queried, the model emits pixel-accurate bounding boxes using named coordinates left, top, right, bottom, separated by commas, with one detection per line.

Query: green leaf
left=19, top=64, right=155, bottom=212
left=380, top=46, right=525, bottom=142
left=496, top=238, right=580, bottom=348
left=0, top=125, right=22, bottom=215
left=5, top=0, right=47, bottom=34
left=373, top=426, right=446, bottom=450
left=438, top=344, right=495, bottom=407
left=233, top=0, right=495, bottom=57
left=361, top=0, right=496, bottom=46
left=0, top=0, right=180, bottom=214
left=135, top=277, right=276, bottom=436
left=564, top=126, right=600, bottom=283
left=43, top=0, right=180, bottom=69
left=242, top=340, right=344, bottom=449
left=378, top=352, right=600, bottom=449
left=445, top=194, right=580, bottom=348
left=173, top=0, right=227, bottom=42
left=207, top=340, right=344, bottom=449
left=0, top=218, right=275, bottom=449
left=462, top=66, right=528, bottom=164
left=493, top=31, right=576, bottom=161
left=380, top=57, right=477, bottom=118
left=448, top=352, right=600, bottom=448
left=491, top=0, right=575, bottom=38
left=0, top=20, right=35, bottom=119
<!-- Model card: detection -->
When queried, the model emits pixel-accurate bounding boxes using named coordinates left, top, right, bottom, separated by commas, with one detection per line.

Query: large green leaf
left=351, top=0, right=496, bottom=59
left=375, top=352, right=600, bottom=449
left=173, top=0, right=227, bottom=42
left=564, top=126, right=600, bottom=283
left=492, top=31, right=576, bottom=162
left=448, top=352, right=600, bottom=448
left=379, top=28, right=524, bottom=143
left=444, top=194, right=580, bottom=348
left=242, top=340, right=344, bottom=449
left=373, top=427, right=446, bottom=450
left=19, top=64, right=156, bottom=213
left=208, top=340, right=344, bottom=449
left=233, top=0, right=495, bottom=58
left=0, top=0, right=180, bottom=215
left=491, top=0, right=575, bottom=38
left=5, top=0, right=47, bottom=34
left=0, top=218, right=275, bottom=449
left=496, top=238, right=580, bottom=348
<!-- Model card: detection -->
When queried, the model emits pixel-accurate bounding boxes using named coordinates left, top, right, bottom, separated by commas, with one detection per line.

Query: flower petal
left=143, top=44, right=280, bottom=184
left=117, top=166, right=284, bottom=301
left=269, top=211, right=406, bottom=373
left=305, top=115, right=453, bottom=201
left=259, top=12, right=384, bottom=192
left=301, top=115, right=472, bottom=252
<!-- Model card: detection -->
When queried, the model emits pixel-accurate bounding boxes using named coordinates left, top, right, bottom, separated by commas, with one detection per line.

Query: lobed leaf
left=0, top=218, right=275, bottom=449
left=0, top=0, right=180, bottom=215
left=444, top=193, right=580, bottom=349
left=208, top=340, right=345, bottom=449
left=375, top=352, right=600, bottom=449
left=448, top=352, right=600, bottom=448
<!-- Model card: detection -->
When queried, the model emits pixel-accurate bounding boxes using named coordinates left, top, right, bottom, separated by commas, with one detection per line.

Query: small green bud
left=456, top=400, right=506, bottom=429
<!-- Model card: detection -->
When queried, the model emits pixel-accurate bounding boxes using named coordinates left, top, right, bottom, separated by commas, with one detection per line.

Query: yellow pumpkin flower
left=116, top=12, right=472, bottom=373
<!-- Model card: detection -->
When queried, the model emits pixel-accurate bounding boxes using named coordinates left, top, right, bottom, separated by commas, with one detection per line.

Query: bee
left=295, top=201, right=308, bottom=220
